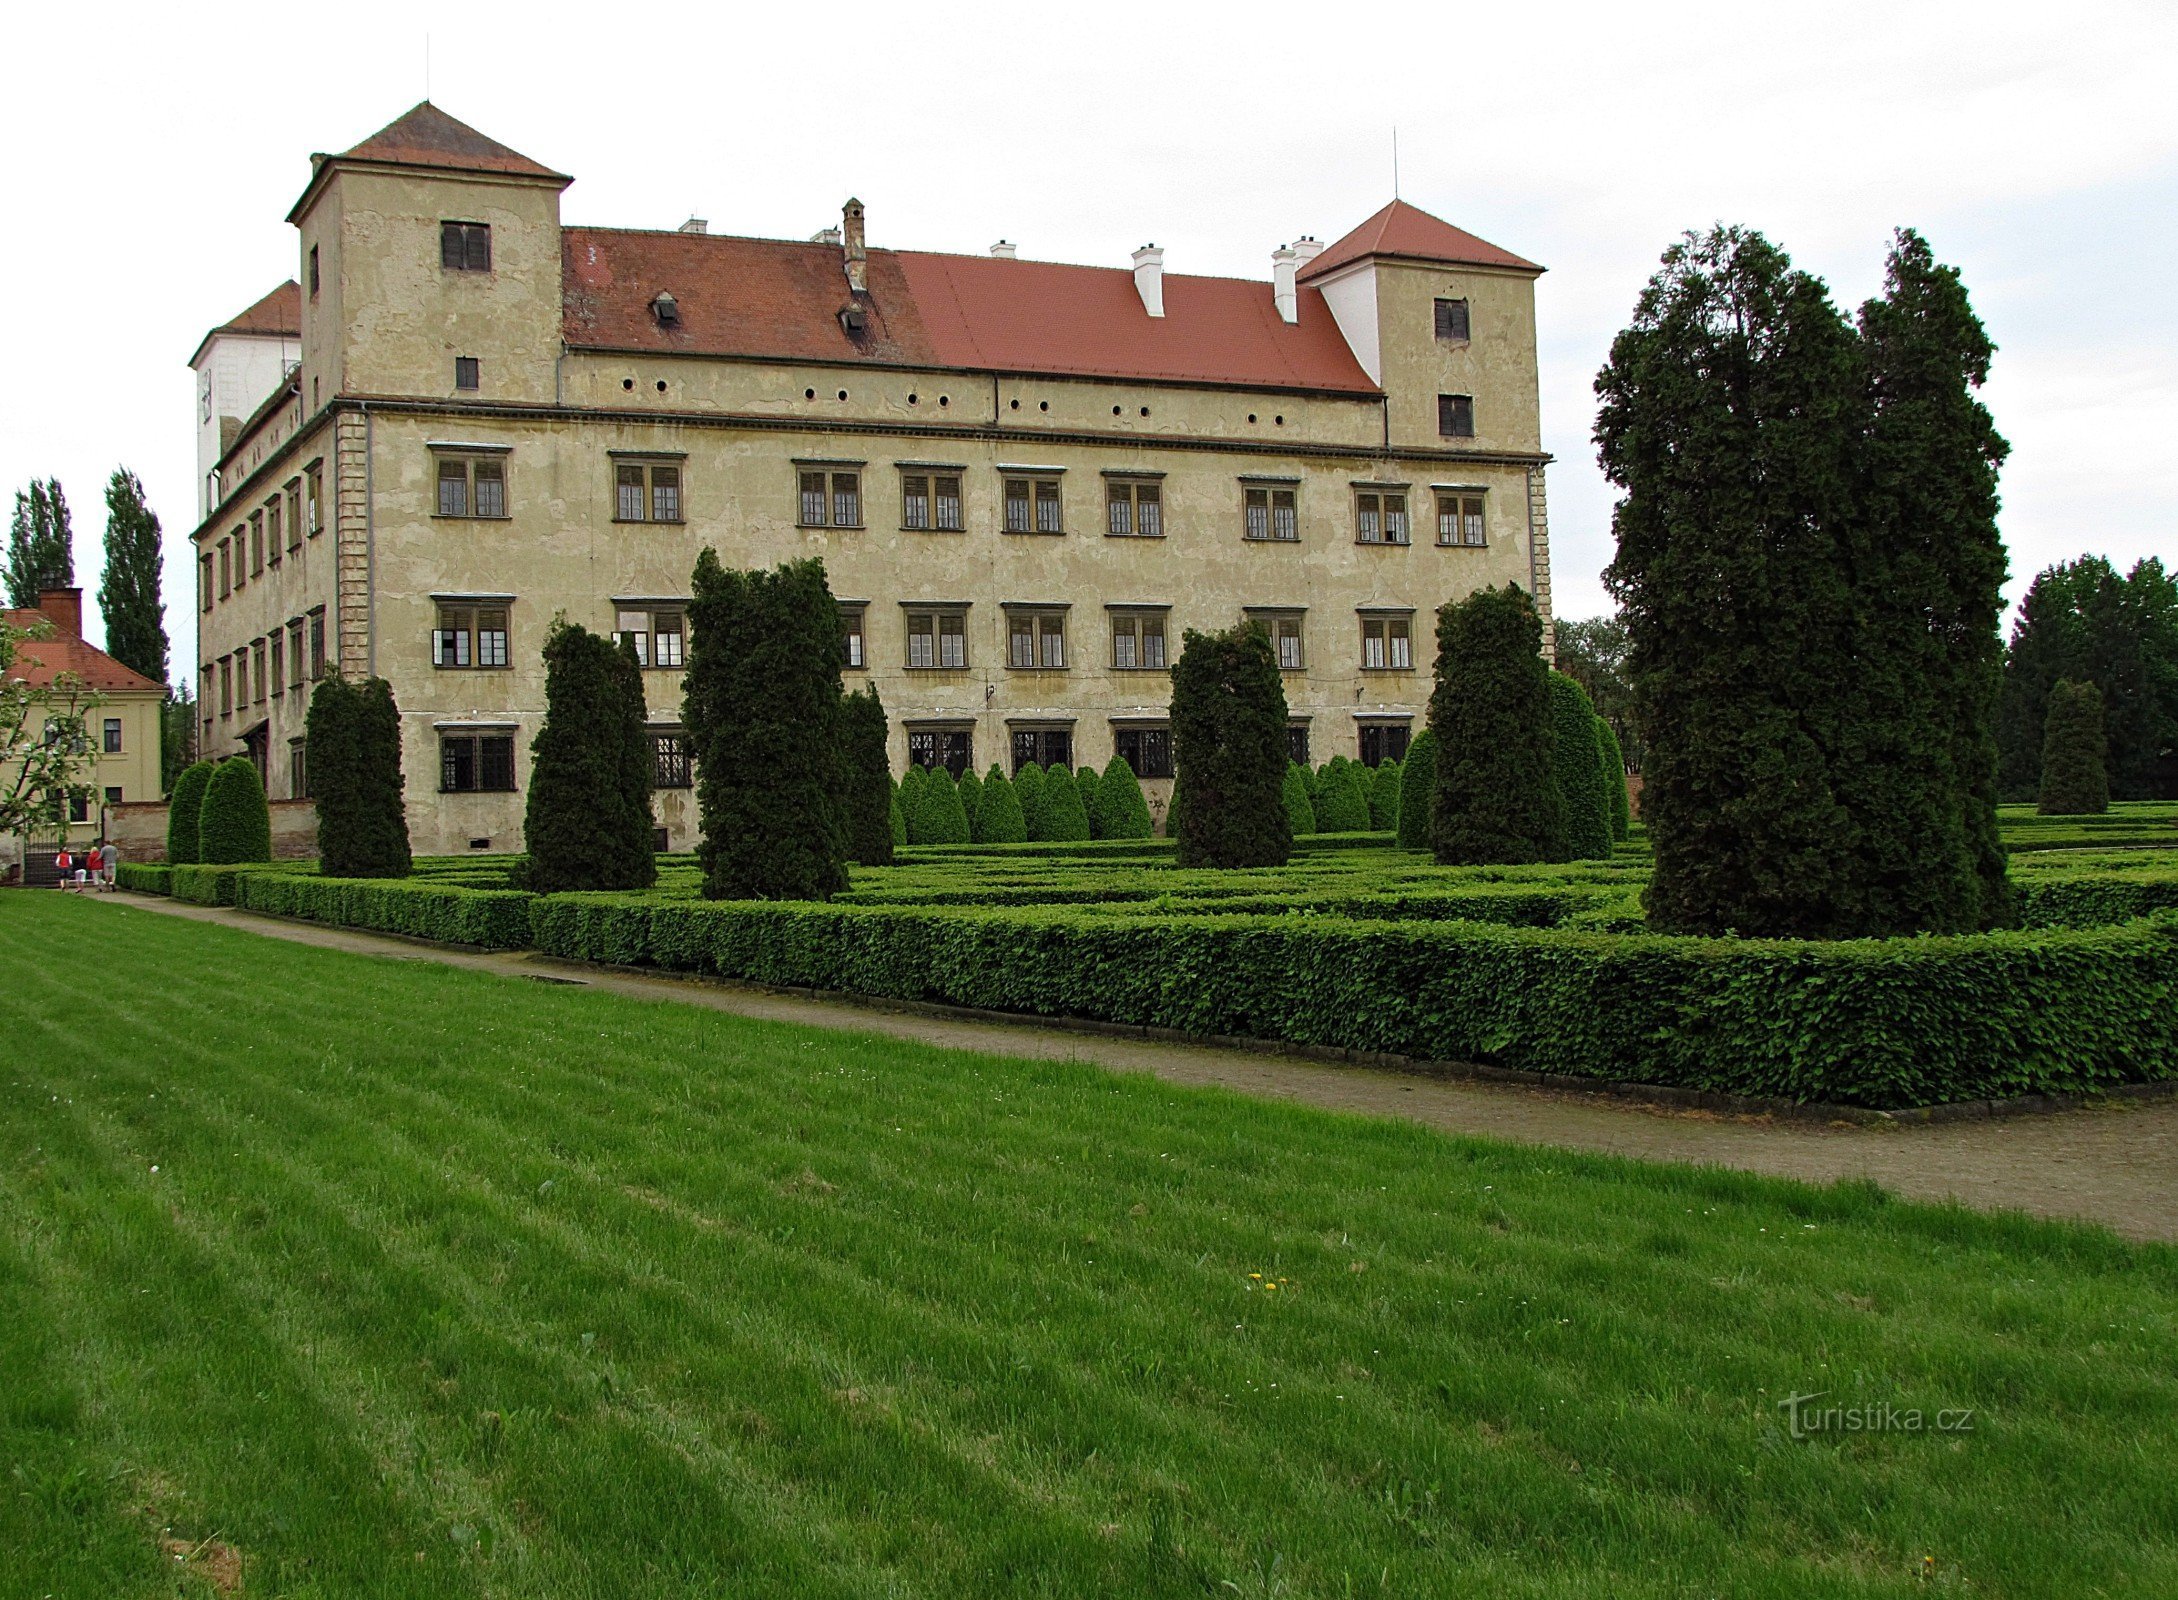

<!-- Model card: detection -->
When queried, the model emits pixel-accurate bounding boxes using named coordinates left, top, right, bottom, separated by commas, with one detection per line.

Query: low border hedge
left=2019, top=875, right=2178, bottom=929
left=115, top=863, right=172, bottom=895
left=526, top=897, right=2178, bottom=1108
left=236, top=872, right=535, bottom=950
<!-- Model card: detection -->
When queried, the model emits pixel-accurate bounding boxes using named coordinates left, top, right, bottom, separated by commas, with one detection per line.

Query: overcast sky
left=4, top=1, right=2172, bottom=686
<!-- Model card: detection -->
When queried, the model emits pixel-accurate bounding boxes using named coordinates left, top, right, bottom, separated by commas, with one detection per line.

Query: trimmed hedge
left=525, top=897, right=2178, bottom=1108
left=116, top=862, right=172, bottom=894
left=237, top=872, right=536, bottom=949
left=2019, top=874, right=2178, bottom=929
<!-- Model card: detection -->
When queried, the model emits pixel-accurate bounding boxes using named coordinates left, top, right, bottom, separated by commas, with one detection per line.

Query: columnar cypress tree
left=526, top=622, right=656, bottom=893
left=198, top=756, right=271, bottom=864
left=926, top=769, right=973, bottom=844
left=1548, top=672, right=1614, bottom=861
left=6, top=479, right=73, bottom=608
left=1096, top=755, right=1154, bottom=839
left=896, top=763, right=928, bottom=841
left=1041, top=765, right=1092, bottom=841
left=1596, top=717, right=1631, bottom=841
left=1282, top=763, right=1317, bottom=836
left=355, top=679, right=414, bottom=877
left=1368, top=759, right=1401, bottom=829
left=682, top=552, right=848, bottom=900
left=2037, top=680, right=2108, bottom=815
left=1428, top=585, right=1560, bottom=865
left=97, top=468, right=166, bottom=686
left=306, top=675, right=363, bottom=872
left=1597, top=227, right=1863, bottom=934
left=1396, top=730, right=1436, bottom=850
left=838, top=685, right=895, bottom=866
left=165, top=758, right=214, bottom=864
left=1075, top=765, right=1105, bottom=838
left=955, top=765, right=985, bottom=841
left=1013, top=762, right=1049, bottom=841
left=1314, top=762, right=1372, bottom=832
left=976, top=765, right=1027, bottom=842
left=889, top=787, right=907, bottom=847
left=1169, top=621, right=1291, bottom=868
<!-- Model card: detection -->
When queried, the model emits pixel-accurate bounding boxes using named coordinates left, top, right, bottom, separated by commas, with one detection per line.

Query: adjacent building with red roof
left=4, top=589, right=166, bottom=857
left=189, top=103, right=1555, bottom=856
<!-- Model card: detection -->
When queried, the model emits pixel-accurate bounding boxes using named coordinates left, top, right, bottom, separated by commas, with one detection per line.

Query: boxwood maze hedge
left=110, top=838, right=2178, bottom=1109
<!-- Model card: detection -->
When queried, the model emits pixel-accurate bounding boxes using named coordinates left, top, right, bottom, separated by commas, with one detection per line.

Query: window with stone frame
left=797, top=467, right=862, bottom=528
left=1355, top=488, right=1410, bottom=545
left=289, top=737, right=309, bottom=800
left=1011, top=726, right=1073, bottom=773
left=266, top=497, right=283, bottom=566
left=271, top=633, right=284, bottom=698
left=1359, top=722, right=1412, bottom=766
left=253, top=638, right=269, bottom=703
left=900, top=470, right=964, bottom=532
left=305, top=465, right=322, bottom=535
left=1243, top=482, right=1299, bottom=541
left=841, top=605, right=867, bottom=670
left=285, top=481, right=303, bottom=551
left=1360, top=614, right=1414, bottom=670
left=440, top=221, right=492, bottom=272
left=436, top=454, right=507, bottom=518
left=434, top=603, right=511, bottom=669
left=1112, top=724, right=1174, bottom=780
left=1287, top=723, right=1311, bottom=765
left=308, top=608, right=328, bottom=680
left=652, top=729, right=694, bottom=789
left=904, top=608, right=968, bottom=670
left=1003, top=474, right=1064, bottom=534
left=614, top=605, right=685, bottom=669
left=1434, top=298, right=1471, bottom=341
left=200, top=553, right=213, bottom=612
left=1109, top=609, right=1168, bottom=670
left=251, top=511, right=265, bottom=576
left=287, top=620, right=306, bottom=689
left=1436, top=490, right=1488, bottom=547
left=1437, top=393, right=1476, bottom=438
left=1007, top=608, right=1067, bottom=670
left=1105, top=477, right=1163, bottom=537
left=906, top=726, right=972, bottom=777
left=615, top=460, right=683, bottom=523
left=440, top=732, right=516, bottom=793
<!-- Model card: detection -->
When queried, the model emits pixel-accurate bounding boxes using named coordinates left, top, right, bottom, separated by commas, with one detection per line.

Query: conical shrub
left=1075, top=765, right=1105, bottom=837
left=1548, top=671, right=1614, bottom=861
left=1097, top=755, right=1154, bottom=839
left=1014, top=763, right=1049, bottom=840
left=1397, top=730, right=1437, bottom=850
left=2038, top=679, right=2109, bottom=816
left=976, top=765, right=1028, bottom=842
left=165, top=759, right=214, bottom=864
left=1041, top=765, right=1092, bottom=841
left=1369, top=759, right=1402, bottom=830
left=1315, top=763, right=1372, bottom=832
left=1596, top=718, right=1630, bottom=841
left=1283, top=762, right=1317, bottom=835
left=198, top=756, right=271, bottom=864
left=926, top=768, right=972, bottom=843
left=955, top=766, right=984, bottom=840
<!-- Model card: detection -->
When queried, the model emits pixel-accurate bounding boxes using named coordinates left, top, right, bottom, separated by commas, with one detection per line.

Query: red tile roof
left=3, top=609, right=163, bottom=695
left=563, top=229, right=1380, bottom=394
left=190, top=281, right=300, bottom=366
left=335, top=102, right=568, bottom=182
left=1297, top=199, right=1541, bottom=281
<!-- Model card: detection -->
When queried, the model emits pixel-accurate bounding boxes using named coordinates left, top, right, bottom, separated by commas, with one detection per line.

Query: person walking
left=98, top=839, right=119, bottom=891
left=53, top=845, right=72, bottom=890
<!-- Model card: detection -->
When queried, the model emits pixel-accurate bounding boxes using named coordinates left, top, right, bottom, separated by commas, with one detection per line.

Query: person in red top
left=53, top=847, right=72, bottom=889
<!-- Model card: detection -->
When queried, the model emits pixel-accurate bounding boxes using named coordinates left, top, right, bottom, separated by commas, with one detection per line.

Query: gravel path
left=96, top=892, right=2178, bottom=1243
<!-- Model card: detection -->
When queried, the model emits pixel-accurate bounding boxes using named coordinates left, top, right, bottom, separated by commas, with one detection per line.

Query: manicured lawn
left=4, top=895, right=2174, bottom=1597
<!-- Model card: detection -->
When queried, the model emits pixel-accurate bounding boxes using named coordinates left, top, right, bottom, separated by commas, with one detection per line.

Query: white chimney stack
left=1292, top=235, right=1325, bottom=270
left=811, top=226, right=842, bottom=245
left=1132, top=244, right=1165, bottom=318
left=679, top=216, right=709, bottom=235
left=1272, top=244, right=1299, bottom=323
left=989, top=240, right=1017, bottom=259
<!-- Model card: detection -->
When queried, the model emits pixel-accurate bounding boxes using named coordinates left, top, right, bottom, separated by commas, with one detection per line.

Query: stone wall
left=105, top=798, right=320, bottom=862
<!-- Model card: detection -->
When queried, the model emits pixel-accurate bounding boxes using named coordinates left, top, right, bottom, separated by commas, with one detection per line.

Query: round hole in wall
left=1247, top=413, right=1258, bottom=423
left=1275, top=414, right=1285, bottom=425
left=655, top=380, right=667, bottom=393
left=1039, top=400, right=1050, bottom=412
left=908, top=392, right=919, bottom=405
left=939, top=395, right=950, bottom=407
left=837, top=389, right=849, bottom=401
left=1139, top=406, right=1150, bottom=417
left=805, top=387, right=816, bottom=400
left=1112, top=404, right=1123, bottom=416
left=1009, top=398, right=1021, bottom=411
left=623, top=377, right=635, bottom=391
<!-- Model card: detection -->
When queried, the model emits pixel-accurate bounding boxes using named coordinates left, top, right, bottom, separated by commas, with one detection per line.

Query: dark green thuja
left=683, top=552, right=848, bottom=900
left=839, top=685, right=895, bottom=866
left=1041, top=765, right=1092, bottom=841
left=955, top=764, right=985, bottom=841
left=1169, top=620, right=1291, bottom=869
left=1428, top=585, right=1559, bottom=865
left=165, top=758, right=214, bottom=864
left=526, top=621, right=656, bottom=893
left=1368, top=758, right=1401, bottom=830
left=1549, top=672, right=1614, bottom=861
left=1282, top=763, right=1316, bottom=836
left=1013, top=762, right=1049, bottom=841
left=976, top=765, right=1027, bottom=842
left=2037, top=679, right=2108, bottom=815
left=197, top=755, right=271, bottom=864
left=1396, top=730, right=1436, bottom=850
left=921, top=767, right=972, bottom=844
left=1314, top=762, right=1372, bottom=833
left=1596, top=717, right=1630, bottom=842
left=309, top=675, right=411, bottom=878
left=1096, top=755, right=1154, bottom=839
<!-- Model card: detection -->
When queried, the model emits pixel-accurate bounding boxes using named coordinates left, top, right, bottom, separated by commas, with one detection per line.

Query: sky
left=3, top=0, right=2173, bottom=688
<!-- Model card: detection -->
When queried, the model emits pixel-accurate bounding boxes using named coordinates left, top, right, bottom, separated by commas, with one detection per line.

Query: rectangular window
left=1287, top=724, right=1311, bottom=765
left=271, top=634, right=284, bottom=697
left=1438, top=394, right=1476, bottom=438
left=1244, top=485, right=1299, bottom=541
left=308, top=609, right=327, bottom=680
left=288, top=621, right=305, bottom=688
left=1436, top=491, right=1487, bottom=547
left=614, top=606, right=683, bottom=669
left=305, top=466, right=322, bottom=535
left=1360, top=723, right=1413, bottom=767
left=906, top=728, right=973, bottom=778
left=251, top=512, right=264, bottom=575
left=435, top=603, right=511, bottom=669
left=653, top=730, right=693, bottom=789
left=253, top=638, right=269, bottom=702
left=69, top=793, right=88, bottom=824
left=1004, top=475, right=1064, bottom=534
left=1110, top=611, right=1168, bottom=671
left=1106, top=479, right=1162, bottom=537
left=440, top=221, right=492, bottom=272
left=1249, top=613, right=1304, bottom=671
left=615, top=460, right=682, bottom=522
left=1007, top=610, right=1067, bottom=670
left=290, top=737, right=308, bottom=800
left=202, top=667, right=213, bottom=741
left=309, top=245, right=320, bottom=297
left=102, top=717, right=122, bottom=754
left=234, top=649, right=249, bottom=709
left=105, top=786, right=122, bottom=807
left=1361, top=615, right=1413, bottom=670
left=454, top=356, right=480, bottom=391
left=899, top=472, right=965, bottom=532
left=797, top=468, right=861, bottom=528
left=219, top=656, right=233, bottom=717
left=1434, top=298, right=1471, bottom=341
left=219, top=539, right=232, bottom=596
left=841, top=605, right=866, bottom=670
left=200, top=553, right=213, bottom=613
left=905, top=609, right=968, bottom=670
left=436, top=456, right=506, bottom=518
left=266, top=499, right=282, bottom=565
left=1112, top=725, right=1174, bottom=780
left=1011, top=727, right=1073, bottom=773
left=441, top=732, right=516, bottom=792
left=286, top=483, right=303, bottom=551
left=1356, top=490, right=1409, bottom=545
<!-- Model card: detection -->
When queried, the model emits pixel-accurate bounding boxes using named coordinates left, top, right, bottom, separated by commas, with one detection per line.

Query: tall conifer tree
left=1427, top=586, right=1560, bottom=865
left=98, top=468, right=167, bottom=685
left=7, top=479, right=73, bottom=607
left=1169, top=621, right=1291, bottom=868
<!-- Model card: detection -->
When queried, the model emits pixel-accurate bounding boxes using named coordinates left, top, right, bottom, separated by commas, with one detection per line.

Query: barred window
left=1361, top=615, right=1413, bottom=670
left=434, top=604, right=511, bottom=669
left=1011, top=727, right=1072, bottom=772
left=1438, top=393, right=1475, bottom=438
left=1110, top=611, right=1168, bottom=670
left=905, top=610, right=968, bottom=670
left=440, top=221, right=492, bottom=272
left=798, top=468, right=861, bottom=527
left=1356, top=490, right=1409, bottom=545
left=1106, top=479, right=1162, bottom=537
left=1112, top=725, right=1174, bottom=780
left=1244, top=485, right=1298, bottom=541
left=441, top=733, right=516, bottom=793
left=907, top=727, right=972, bottom=777
left=1360, top=723, right=1412, bottom=766
left=1287, top=724, right=1311, bottom=765
left=1437, top=491, right=1487, bottom=547
left=1007, top=610, right=1067, bottom=670
left=653, top=730, right=693, bottom=789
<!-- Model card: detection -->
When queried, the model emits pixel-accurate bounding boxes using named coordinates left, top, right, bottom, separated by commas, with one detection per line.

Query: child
left=54, top=846, right=72, bottom=889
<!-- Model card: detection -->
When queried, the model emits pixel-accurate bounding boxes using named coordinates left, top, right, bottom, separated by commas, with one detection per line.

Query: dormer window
left=652, top=291, right=680, bottom=325
left=440, top=221, right=492, bottom=272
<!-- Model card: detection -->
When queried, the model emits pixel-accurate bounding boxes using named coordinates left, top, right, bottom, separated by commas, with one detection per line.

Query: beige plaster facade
left=191, top=106, right=1553, bottom=857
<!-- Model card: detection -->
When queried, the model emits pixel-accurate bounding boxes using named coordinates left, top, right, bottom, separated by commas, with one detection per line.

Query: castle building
left=189, top=103, right=1553, bottom=854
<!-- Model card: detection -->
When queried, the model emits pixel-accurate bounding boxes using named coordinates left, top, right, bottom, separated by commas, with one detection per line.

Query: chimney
left=811, top=226, right=842, bottom=246
left=678, top=216, right=709, bottom=235
left=989, top=240, right=1017, bottom=259
left=1272, top=244, right=1299, bottom=324
left=842, top=198, right=867, bottom=295
left=1292, top=235, right=1325, bottom=271
left=37, top=587, right=83, bottom=639
left=1131, top=244, right=1164, bottom=318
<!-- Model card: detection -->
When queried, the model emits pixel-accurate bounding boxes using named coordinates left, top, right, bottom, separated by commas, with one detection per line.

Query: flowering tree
left=2, top=613, right=105, bottom=836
